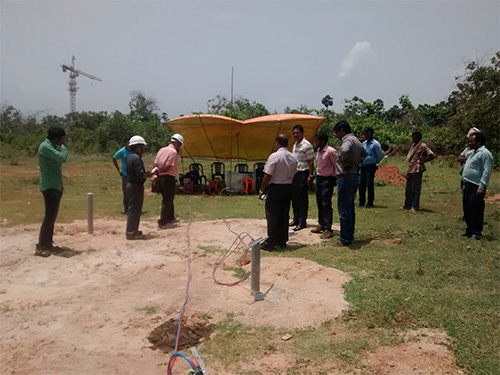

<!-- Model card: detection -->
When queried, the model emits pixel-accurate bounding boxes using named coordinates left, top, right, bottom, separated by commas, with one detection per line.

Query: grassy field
left=1, top=154, right=499, bottom=374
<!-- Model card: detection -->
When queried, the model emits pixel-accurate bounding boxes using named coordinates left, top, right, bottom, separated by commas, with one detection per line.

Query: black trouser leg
left=463, top=182, right=485, bottom=237
left=126, top=183, right=144, bottom=235
left=38, top=189, right=62, bottom=248
left=121, top=175, right=128, bottom=212
left=358, top=167, right=367, bottom=206
left=404, top=173, right=422, bottom=209
left=316, top=176, right=334, bottom=231
left=158, top=175, right=176, bottom=225
left=266, top=184, right=292, bottom=247
left=291, top=170, right=309, bottom=226
left=365, top=164, right=377, bottom=206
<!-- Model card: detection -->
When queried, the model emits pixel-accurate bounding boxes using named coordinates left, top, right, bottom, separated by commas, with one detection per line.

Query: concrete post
left=87, top=193, right=93, bottom=234
left=251, top=241, right=261, bottom=294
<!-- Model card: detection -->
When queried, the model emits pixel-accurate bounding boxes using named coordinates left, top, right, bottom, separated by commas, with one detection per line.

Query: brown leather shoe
left=320, top=230, right=334, bottom=239
left=310, top=226, right=323, bottom=234
left=126, top=232, right=145, bottom=240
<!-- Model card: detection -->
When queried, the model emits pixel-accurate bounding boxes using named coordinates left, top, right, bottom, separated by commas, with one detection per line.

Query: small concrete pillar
left=87, top=193, right=93, bottom=234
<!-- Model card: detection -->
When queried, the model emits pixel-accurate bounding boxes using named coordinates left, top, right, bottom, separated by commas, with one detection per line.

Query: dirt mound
left=148, top=317, right=215, bottom=353
left=376, top=164, right=406, bottom=185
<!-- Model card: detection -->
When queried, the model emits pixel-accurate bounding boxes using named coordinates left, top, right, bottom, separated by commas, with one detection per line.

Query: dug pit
left=148, top=318, right=215, bottom=353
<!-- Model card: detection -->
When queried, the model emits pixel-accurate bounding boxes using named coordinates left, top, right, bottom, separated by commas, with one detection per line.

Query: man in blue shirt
left=112, top=137, right=131, bottom=213
left=461, top=132, right=493, bottom=240
left=358, top=128, right=383, bottom=208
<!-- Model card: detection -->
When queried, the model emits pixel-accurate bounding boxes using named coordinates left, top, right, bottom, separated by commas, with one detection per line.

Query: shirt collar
left=341, top=133, right=352, bottom=141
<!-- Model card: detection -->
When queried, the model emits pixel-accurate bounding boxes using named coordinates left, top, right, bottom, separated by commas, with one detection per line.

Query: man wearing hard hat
left=125, top=135, right=152, bottom=240
left=154, top=134, right=184, bottom=229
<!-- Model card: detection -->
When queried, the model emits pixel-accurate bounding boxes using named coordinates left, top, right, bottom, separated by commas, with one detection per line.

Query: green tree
left=321, top=95, right=333, bottom=110
left=0, top=104, right=24, bottom=133
left=446, top=51, right=500, bottom=156
left=283, top=104, right=315, bottom=115
left=128, top=91, right=160, bottom=123
left=65, top=111, right=109, bottom=130
left=417, top=102, right=449, bottom=128
left=205, top=95, right=270, bottom=120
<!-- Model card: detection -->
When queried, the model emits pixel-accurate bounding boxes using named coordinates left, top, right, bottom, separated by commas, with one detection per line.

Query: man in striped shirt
left=290, top=124, right=314, bottom=231
left=36, top=127, right=68, bottom=257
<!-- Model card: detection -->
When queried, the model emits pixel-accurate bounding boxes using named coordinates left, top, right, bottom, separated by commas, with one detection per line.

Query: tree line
left=1, top=52, right=498, bottom=165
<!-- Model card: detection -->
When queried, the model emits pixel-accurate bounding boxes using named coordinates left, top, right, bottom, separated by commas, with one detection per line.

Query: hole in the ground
left=148, top=318, right=215, bottom=353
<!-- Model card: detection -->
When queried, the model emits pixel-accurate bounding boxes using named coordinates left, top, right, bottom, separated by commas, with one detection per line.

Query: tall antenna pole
left=230, top=66, right=234, bottom=104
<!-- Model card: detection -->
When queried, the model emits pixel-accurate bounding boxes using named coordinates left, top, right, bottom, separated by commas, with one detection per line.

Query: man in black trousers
left=125, top=136, right=152, bottom=240
left=259, top=135, right=298, bottom=251
left=290, top=125, right=314, bottom=231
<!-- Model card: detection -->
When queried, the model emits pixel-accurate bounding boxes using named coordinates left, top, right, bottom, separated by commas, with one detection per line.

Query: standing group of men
left=112, top=134, right=185, bottom=240
left=259, top=120, right=370, bottom=250
left=33, top=129, right=185, bottom=256
left=257, top=120, right=494, bottom=251
left=35, top=121, right=493, bottom=257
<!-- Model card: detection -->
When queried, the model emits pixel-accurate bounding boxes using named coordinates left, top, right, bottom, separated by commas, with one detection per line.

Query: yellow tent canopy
left=164, top=113, right=325, bottom=161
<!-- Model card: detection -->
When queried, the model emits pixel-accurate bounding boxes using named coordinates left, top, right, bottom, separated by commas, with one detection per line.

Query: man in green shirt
left=36, top=127, right=68, bottom=257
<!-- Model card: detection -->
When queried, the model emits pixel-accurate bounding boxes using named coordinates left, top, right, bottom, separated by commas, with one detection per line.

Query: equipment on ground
left=223, top=171, right=254, bottom=195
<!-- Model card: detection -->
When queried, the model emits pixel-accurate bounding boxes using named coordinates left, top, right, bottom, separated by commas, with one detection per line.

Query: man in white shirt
left=259, top=135, right=298, bottom=251
left=290, top=124, right=314, bottom=231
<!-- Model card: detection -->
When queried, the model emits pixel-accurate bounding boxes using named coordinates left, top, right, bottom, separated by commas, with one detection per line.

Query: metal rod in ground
left=87, top=193, right=93, bottom=234
left=249, top=237, right=265, bottom=293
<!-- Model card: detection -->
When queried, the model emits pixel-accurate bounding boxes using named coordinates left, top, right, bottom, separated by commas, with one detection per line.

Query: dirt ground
left=485, top=193, right=500, bottom=204
left=0, top=218, right=464, bottom=374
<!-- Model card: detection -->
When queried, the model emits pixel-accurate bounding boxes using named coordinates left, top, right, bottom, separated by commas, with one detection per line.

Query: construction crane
left=61, top=55, right=102, bottom=113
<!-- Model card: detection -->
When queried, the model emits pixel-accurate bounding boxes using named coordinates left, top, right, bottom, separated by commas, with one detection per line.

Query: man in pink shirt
left=311, top=132, right=338, bottom=239
left=154, top=134, right=184, bottom=229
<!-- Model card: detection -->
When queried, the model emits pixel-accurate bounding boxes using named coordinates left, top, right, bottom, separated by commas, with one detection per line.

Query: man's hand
left=476, top=188, right=485, bottom=197
left=145, top=171, right=153, bottom=178
left=258, top=190, right=266, bottom=200
left=307, top=175, right=313, bottom=185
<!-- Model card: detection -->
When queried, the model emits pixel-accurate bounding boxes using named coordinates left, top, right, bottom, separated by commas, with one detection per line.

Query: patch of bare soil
left=485, top=193, right=500, bottom=205
left=0, top=219, right=347, bottom=374
left=0, top=219, right=463, bottom=374
left=363, top=328, right=465, bottom=375
left=376, top=165, right=407, bottom=185
left=371, top=237, right=403, bottom=247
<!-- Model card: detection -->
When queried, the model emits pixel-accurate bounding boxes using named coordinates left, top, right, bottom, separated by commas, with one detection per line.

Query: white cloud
left=339, top=41, right=374, bottom=78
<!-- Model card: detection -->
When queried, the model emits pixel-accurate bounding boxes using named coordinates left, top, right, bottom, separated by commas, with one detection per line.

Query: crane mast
left=61, top=56, right=102, bottom=113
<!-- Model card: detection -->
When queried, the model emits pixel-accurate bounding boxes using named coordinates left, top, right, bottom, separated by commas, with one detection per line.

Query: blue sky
left=1, top=0, right=498, bottom=118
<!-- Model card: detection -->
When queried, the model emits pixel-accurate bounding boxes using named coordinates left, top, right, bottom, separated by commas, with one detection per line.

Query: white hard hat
left=171, top=133, right=184, bottom=145
left=128, top=135, right=147, bottom=146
